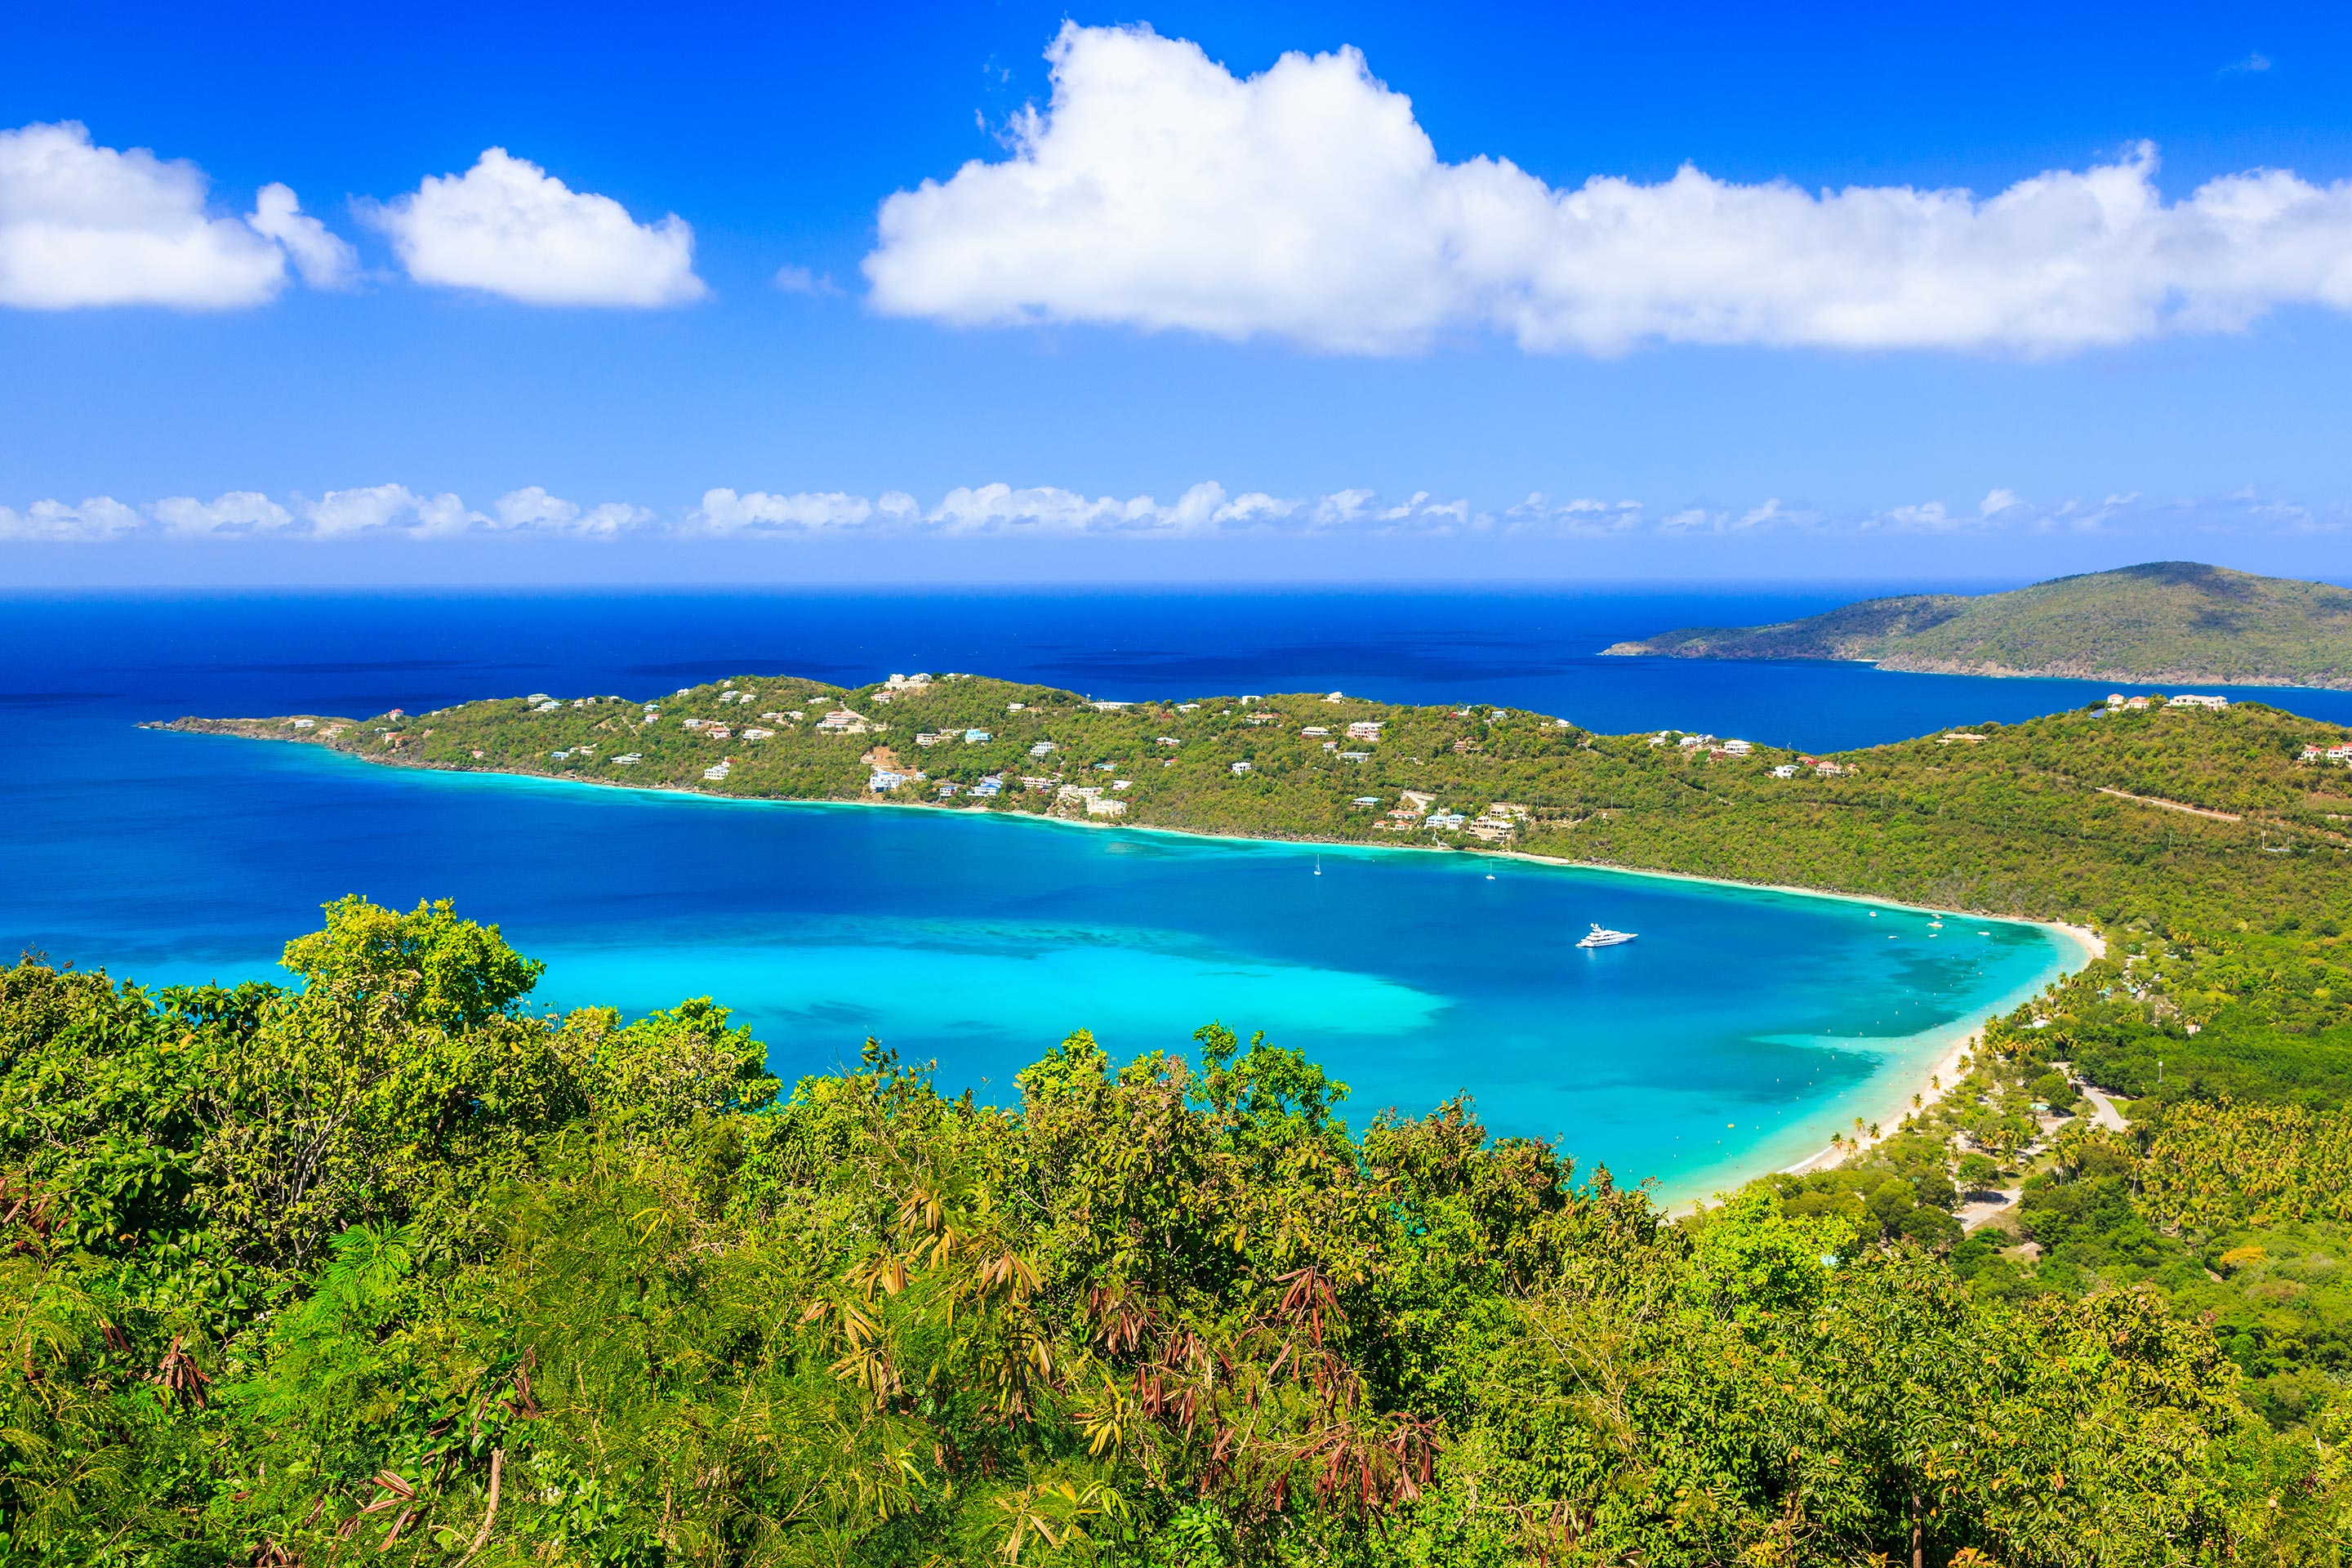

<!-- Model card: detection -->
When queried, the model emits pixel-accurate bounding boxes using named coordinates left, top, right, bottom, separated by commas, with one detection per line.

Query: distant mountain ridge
left=1601, top=562, right=2352, bottom=690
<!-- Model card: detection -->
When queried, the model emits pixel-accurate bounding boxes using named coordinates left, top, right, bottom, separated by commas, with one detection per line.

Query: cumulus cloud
left=866, top=23, right=2352, bottom=356
left=0, top=496, right=141, bottom=540
left=492, top=486, right=652, bottom=535
left=0, top=122, right=349, bottom=309
left=245, top=183, right=356, bottom=288
left=152, top=491, right=296, bottom=535
left=365, top=149, right=705, bottom=306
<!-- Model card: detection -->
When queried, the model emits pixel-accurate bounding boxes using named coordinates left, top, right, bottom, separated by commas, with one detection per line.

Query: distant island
left=1601, top=561, right=2352, bottom=689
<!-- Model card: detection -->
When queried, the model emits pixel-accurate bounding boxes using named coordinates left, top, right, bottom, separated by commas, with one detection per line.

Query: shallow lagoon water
left=8, top=588, right=2340, bottom=1200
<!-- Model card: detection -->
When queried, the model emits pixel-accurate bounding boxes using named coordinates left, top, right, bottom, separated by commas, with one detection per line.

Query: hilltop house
left=1345, top=720, right=1384, bottom=740
left=2167, top=694, right=2229, bottom=709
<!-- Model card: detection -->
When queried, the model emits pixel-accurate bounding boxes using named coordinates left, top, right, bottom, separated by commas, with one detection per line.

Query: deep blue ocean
left=9, top=589, right=2350, bottom=1202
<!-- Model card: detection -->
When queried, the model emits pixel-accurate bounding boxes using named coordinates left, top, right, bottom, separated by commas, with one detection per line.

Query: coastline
left=154, top=719, right=2106, bottom=1202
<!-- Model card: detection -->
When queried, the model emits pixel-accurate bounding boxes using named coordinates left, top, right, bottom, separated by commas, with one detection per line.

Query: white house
left=2167, top=694, right=2229, bottom=709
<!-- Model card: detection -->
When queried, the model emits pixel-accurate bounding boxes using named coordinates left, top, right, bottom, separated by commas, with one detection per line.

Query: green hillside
left=24, top=684, right=2352, bottom=1561
left=1603, top=562, right=2352, bottom=688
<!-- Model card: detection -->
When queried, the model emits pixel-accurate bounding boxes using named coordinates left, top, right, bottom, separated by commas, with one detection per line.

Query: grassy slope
left=1604, top=561, right=2352, bottom=688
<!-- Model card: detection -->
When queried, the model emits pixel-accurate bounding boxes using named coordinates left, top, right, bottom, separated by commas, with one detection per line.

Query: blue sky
left=4, top=1, right=2351, bottom=585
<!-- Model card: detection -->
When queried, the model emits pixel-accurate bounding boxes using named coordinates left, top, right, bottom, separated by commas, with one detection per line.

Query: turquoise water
left=20, top=724, right=2072, bottom=1205
left=7, top=587, right=2295, bottom=1202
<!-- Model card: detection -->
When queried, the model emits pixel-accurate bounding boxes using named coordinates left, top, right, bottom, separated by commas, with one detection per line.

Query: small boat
left=1313, top=857, right=1321, bottom=875
left=1577, top=923, right=1637, bottom=949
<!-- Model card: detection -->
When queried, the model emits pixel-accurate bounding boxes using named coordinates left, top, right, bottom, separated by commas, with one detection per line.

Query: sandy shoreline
left=155, top=719, right=2106, bottom=1199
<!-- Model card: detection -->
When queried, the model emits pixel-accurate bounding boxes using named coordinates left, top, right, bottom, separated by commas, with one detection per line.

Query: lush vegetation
left=1603, top=561, right=2352, bottom=688
left=62, top=671, right=2352, bottom=1560
left=7, top=898, right=2352, bottom=1566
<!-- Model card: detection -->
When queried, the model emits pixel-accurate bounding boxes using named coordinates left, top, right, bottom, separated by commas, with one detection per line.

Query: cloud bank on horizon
left=3, top=480, right=2339, bottom=548
left=866, top=23, right=2352, bottom=355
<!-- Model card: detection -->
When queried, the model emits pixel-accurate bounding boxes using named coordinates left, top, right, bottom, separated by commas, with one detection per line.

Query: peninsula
left=1601, top=560, right=2352, bottom=690
left=162, top=668, right=2352, bottom=933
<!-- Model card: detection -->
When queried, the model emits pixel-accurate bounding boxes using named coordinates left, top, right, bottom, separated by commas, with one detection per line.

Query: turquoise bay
left=2, top=586, right=2252, bottom=1204
left=25, top=724, right=2074, bottom=1206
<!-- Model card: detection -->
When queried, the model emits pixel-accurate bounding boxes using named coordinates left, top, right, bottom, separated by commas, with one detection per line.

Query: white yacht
left=1576, top=923, right=1637, bottom=948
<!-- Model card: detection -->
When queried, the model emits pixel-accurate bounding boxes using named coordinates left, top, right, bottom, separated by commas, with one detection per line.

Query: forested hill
left=1601, top=562, right=2352, bottom=689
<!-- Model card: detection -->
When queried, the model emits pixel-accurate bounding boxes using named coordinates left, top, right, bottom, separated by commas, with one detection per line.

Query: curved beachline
left=158, top=724, right=2104, bottom=1201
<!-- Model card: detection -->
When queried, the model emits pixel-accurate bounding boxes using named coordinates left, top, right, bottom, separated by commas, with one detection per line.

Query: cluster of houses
left=1368, top=789, right=1528, bottom=840
left=2102, top=693, right=2230, bottom=713
left=817, top=708, right=877, bottom=735
left=2301, top=741, right=2352, bottom=766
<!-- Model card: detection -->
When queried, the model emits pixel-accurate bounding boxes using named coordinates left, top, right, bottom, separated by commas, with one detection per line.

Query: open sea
left=10, top=588, right=2352, bottom=1203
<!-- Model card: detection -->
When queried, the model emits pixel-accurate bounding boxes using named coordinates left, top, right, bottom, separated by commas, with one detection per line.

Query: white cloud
left=698, top=489, right=876, bottom=532
left=0, top=122, right=347, bottom=310
left=152, top=491, right=295, bottom=535
left=292, top=484, right=482, bottom=538
left=866, top=23, right=2352, bottom=356
left=773, top=264, right=840, bottom=295
left=246, top=183, right=356, bottom=289
left=2222, top=52, right=2272, bottom=74
left=492, top=486, right=651, bottom=535
left=365, top=149, right=705, bottom=306
left=0, top=496, right=140, bottom=541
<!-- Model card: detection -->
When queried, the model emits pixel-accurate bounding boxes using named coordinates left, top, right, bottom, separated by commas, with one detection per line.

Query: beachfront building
left=703, top=762, right=732, bottom=782
left=1086, top=796, right=1128, bottom=817
left=972, top=776, right=1004, bottom=796
left=869, top=769, right=908, bottom=791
